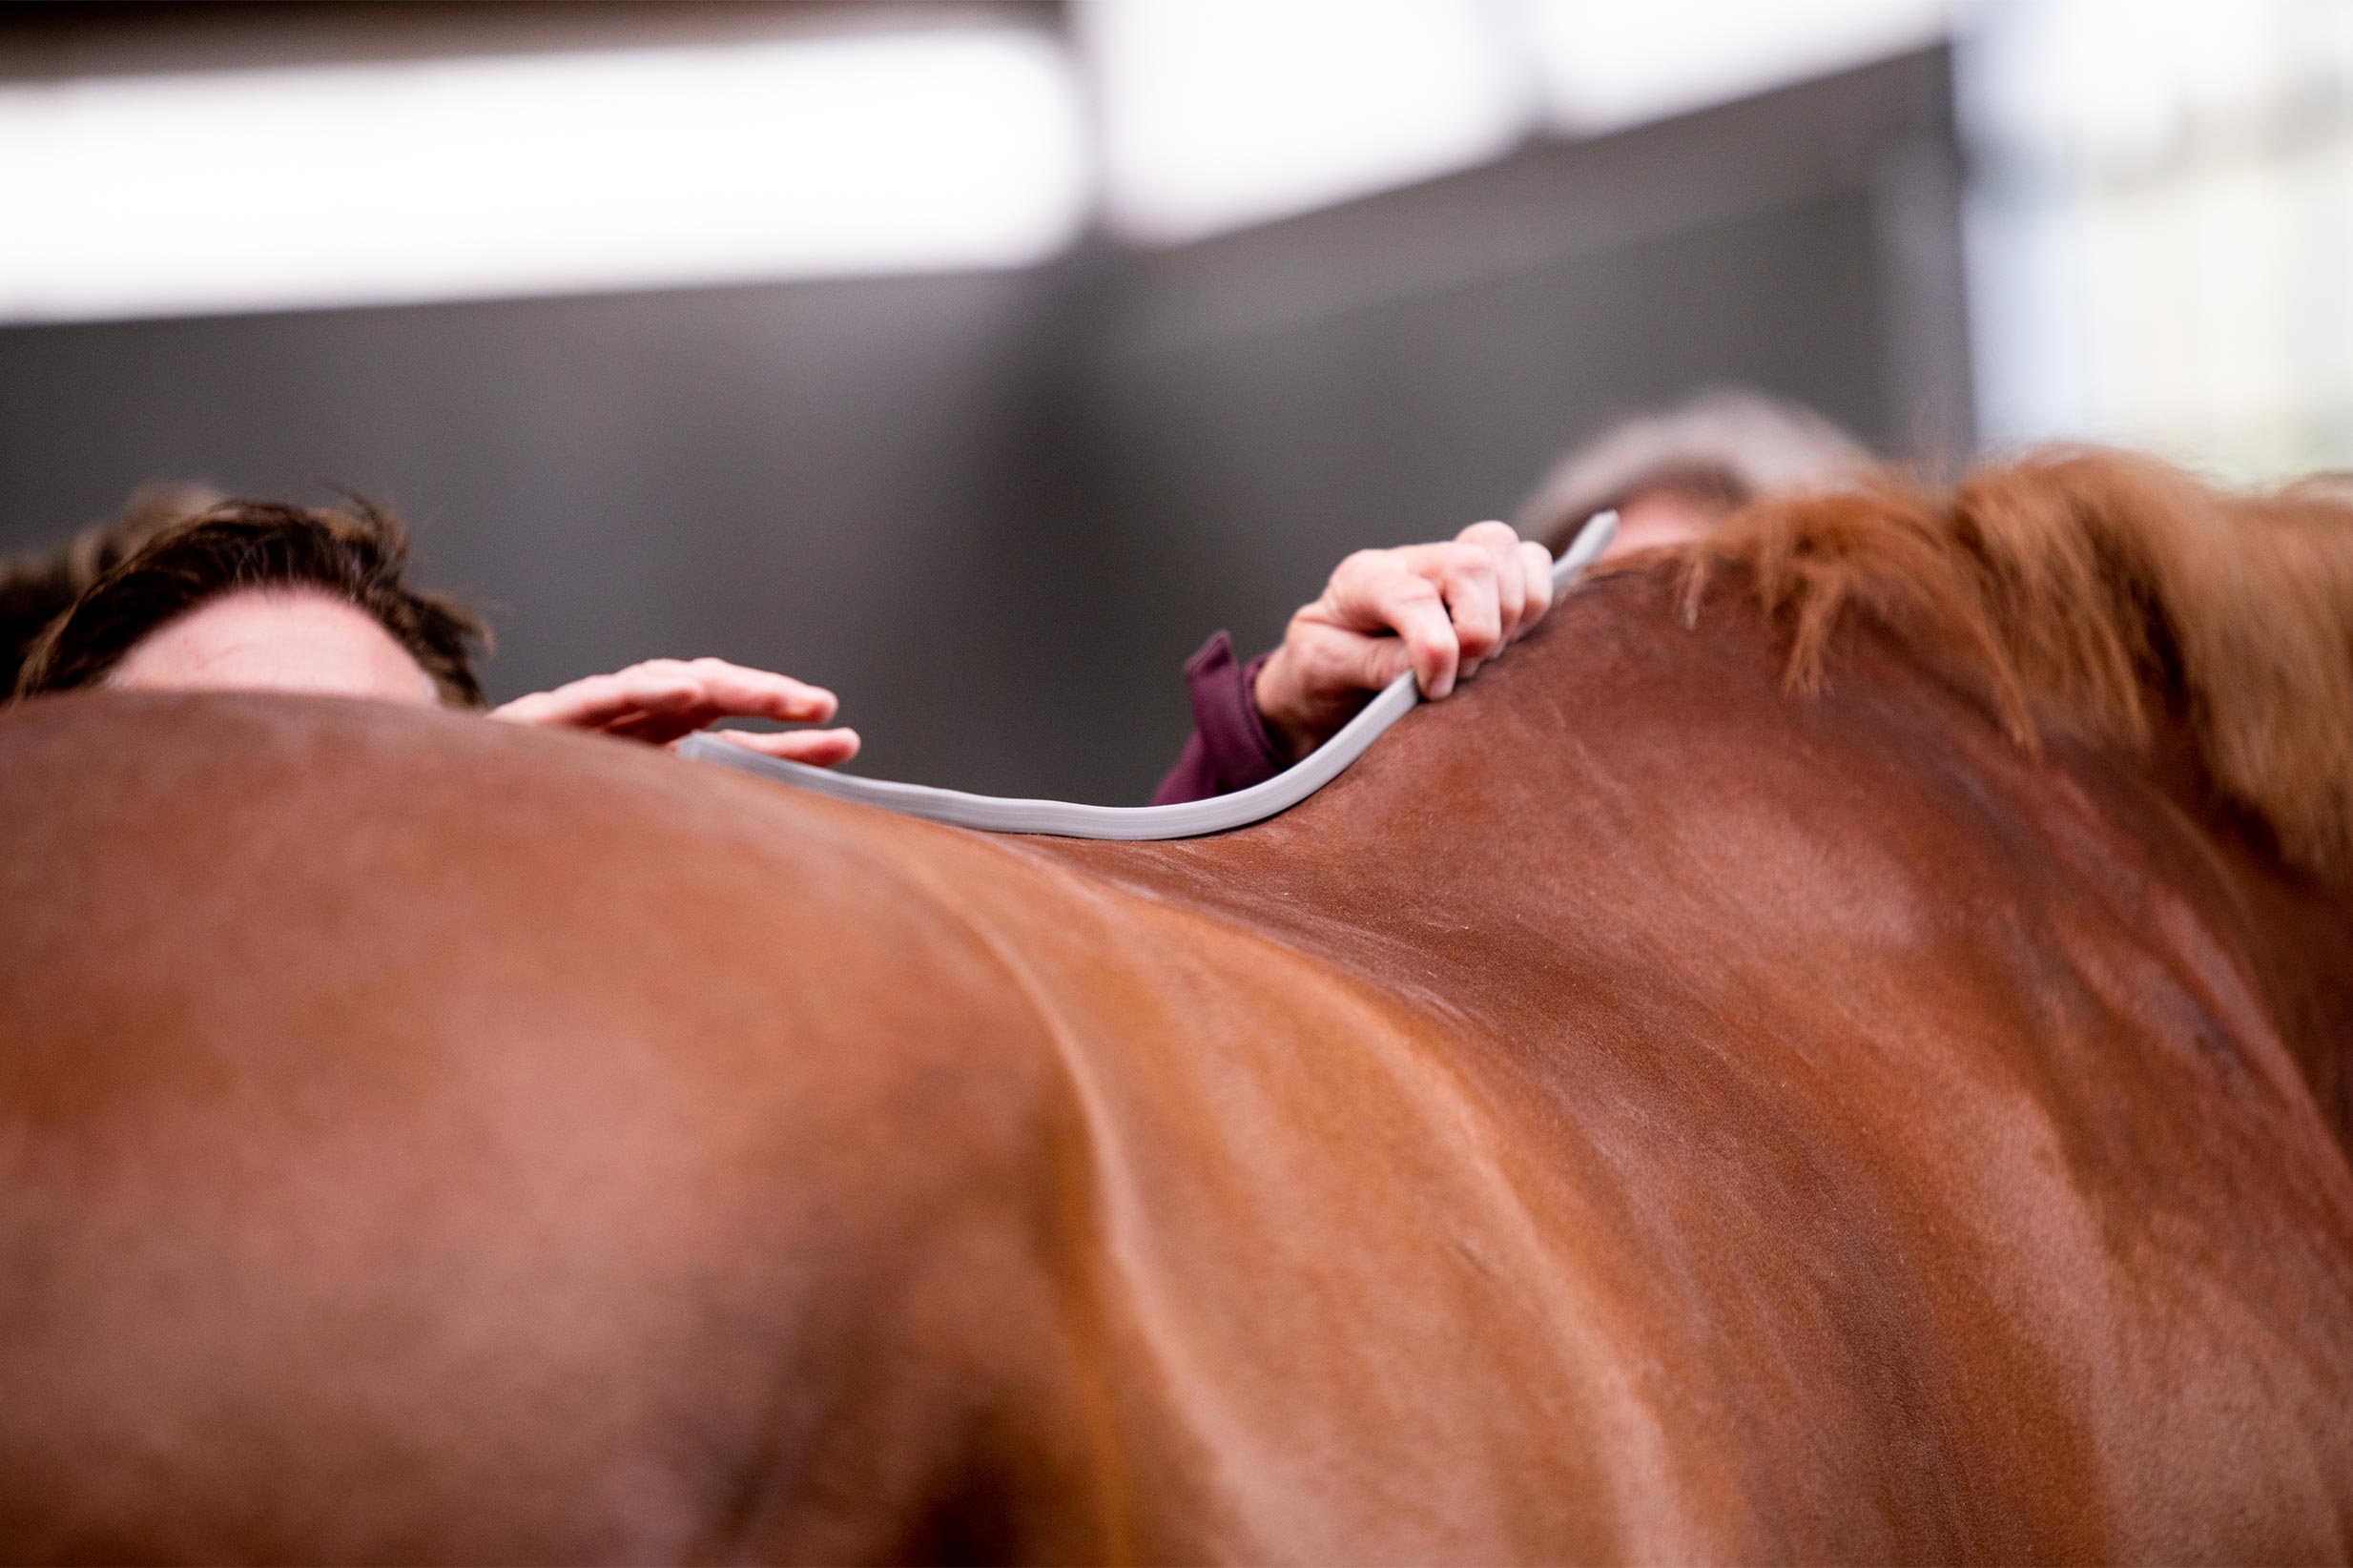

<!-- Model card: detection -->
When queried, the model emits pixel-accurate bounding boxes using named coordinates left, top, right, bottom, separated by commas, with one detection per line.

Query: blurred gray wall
left=0, top=47, right=1966, bottom=802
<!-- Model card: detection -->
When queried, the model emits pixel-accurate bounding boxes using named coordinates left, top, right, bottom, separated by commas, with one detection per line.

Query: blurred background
left=1, top=0, right=2346, bottom=800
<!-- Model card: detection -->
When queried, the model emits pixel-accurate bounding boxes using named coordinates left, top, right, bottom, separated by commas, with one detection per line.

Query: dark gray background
left=0, top=48, right=1968, bottom=803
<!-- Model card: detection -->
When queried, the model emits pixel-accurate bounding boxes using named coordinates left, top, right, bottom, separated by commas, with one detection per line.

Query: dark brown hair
left=13, top=496, right=489, bottom=706
left=0, top=482, right=224, bottom=694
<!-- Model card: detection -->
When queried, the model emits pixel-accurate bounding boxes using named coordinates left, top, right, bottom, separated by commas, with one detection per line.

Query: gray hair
left=1516, top=387, right=1874, bottom=550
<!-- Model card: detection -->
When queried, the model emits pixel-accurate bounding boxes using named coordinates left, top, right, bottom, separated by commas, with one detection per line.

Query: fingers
left=1300, top=521, right=1561, bottom=708
left=1457, top=520, right=1526, bottom=647
left=489, top=656, right=845, bottom=751
left=1320, top=550, right=1462, bottom=697
left=1432, top=540, right=1502, bottom=681
left=1329, top=540, right=1499, bottom=689
left=1452, top=519, right=1566, bottom=656
left=1518, top=539, right=1556, bottom=627
left=1289, top=619, right=1419, bottom=702
left=488, top=668, right=700, bottom=730
left=691, top=726, right=861, bottom=768
left=615, top=658, right=838, bottom=725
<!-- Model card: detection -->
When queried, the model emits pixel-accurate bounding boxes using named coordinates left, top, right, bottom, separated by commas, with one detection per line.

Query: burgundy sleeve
left=1150, top=630, right=1290, bottom=805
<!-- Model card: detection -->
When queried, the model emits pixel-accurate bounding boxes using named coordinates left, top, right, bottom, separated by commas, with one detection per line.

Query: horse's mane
left=1665, top=448, right=2353, bottom=876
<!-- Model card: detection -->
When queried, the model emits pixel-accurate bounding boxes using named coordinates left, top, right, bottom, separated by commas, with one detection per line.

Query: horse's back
left=5, top=586, right=2353, bottom=1564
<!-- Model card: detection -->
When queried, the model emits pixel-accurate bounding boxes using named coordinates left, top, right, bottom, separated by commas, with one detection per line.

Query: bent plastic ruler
left=681, top=510, right=1617, bottom=839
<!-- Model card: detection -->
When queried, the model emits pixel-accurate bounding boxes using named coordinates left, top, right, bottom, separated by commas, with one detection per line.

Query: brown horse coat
left=2, top=455, right=2350, bottom=1562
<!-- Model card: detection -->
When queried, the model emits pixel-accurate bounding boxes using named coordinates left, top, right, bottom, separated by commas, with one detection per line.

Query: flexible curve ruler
left=681, top=510, right=1617, bottom=839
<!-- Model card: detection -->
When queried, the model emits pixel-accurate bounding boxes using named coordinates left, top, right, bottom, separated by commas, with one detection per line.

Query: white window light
left=1960, top=0, right=2316, bottom=169
left=1085, top=0, right=1536, bottom=246
left=1958, top=0, right=2353, bottom=472
left=1521, top=0, right=1954, bottom=135
left=0, top=27, right=1089, bottom=324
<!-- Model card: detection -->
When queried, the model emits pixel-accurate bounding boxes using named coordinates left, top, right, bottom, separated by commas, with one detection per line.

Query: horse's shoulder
left=0, top=690, right=1108, bottom=1559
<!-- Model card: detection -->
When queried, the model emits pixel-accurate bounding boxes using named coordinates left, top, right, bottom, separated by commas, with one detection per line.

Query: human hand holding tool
left=1251, top=519, right=1558, bottom=763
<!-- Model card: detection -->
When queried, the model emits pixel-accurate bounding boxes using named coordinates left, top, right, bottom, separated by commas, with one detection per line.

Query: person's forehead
left=109, top=586, right=436, bottom=698
left=147, top=586, right=393, bottom=643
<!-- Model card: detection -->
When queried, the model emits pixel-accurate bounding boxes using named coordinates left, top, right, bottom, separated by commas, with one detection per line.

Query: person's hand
left=489, top=656, right=859, bottom=766
left=1252, top=520, right=1555, bottom=762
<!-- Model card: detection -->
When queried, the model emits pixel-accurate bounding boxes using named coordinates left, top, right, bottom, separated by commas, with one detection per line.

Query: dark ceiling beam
left=0, top=1, right=1068, bottom=81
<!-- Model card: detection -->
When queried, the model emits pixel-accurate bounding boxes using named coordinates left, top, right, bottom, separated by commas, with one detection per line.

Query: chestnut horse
left=2, top=453, right=2349, bottom=1563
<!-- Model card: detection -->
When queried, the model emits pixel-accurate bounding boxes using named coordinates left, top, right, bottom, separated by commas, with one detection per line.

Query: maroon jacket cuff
left=1150, top=630, right=1289, bottom=805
